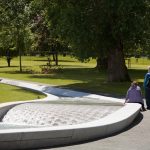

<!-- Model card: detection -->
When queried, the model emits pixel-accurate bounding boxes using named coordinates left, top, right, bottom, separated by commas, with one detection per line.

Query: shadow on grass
left=1, top=68, right=142, bottom=97
left=28, top=68, right=106, bottom=83
left=0, top=70, right=33, bottom=74
left=129, top=69, right=147, bottom=79
left=0, top=68, right=147, bottom=97
left=33, top=59, right=76, bottom=63
left=24, top=68, right=126, bottom=97
left=58, top=83, right=126, bottom=98
left=0, top=66, right=18, bottom=68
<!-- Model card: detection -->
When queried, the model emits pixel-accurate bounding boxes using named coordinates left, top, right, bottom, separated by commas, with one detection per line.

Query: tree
left=46, top=0, right=150, bottom=81
left=0, top=0, right=31, bottom=72
left=29, top=0, right=70, bottom=65
left=0, top=25, right=18, bottom=67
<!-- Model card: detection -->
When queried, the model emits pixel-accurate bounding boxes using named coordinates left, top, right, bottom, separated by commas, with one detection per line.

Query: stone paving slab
left=41, top=111, right=149, bottom=150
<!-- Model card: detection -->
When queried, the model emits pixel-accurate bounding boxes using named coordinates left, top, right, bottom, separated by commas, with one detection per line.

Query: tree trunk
left=7, top=58, right=11, bottom=67
left=52, top=53, right=56, bottom=61
left=107, top=43, right=131, bottom=82
left=19, top=48, right=22, bottom=72
left=55, top=52, right=58, bottom=66
left=96, top=57, right=108, bottom=71
left=17, top=27, right=22, bottom=72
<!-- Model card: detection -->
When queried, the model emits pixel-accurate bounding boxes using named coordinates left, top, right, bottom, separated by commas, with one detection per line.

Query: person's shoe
left=142, top=108, right=147, bottom=111
left=140, top=107, right=147, bottom=111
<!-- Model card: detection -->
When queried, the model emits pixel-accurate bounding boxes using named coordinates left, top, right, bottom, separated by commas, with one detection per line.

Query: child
left=125, top=81, right=146, bottom=111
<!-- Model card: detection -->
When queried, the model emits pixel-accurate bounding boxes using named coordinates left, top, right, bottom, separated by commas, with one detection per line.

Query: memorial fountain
left=0, top=78, right=141, bottom=150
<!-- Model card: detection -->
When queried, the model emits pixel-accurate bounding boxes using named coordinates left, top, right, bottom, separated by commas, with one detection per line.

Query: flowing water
left=2, top=99, right=122, bottom=127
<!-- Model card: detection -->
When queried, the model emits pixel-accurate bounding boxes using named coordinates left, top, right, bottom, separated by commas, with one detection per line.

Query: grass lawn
left=0, top=55, right=150, bottom=101
left=0, top=83, right=45, bottom=103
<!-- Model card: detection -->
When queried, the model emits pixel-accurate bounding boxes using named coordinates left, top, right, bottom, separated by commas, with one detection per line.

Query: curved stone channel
left=0, top=78, right=141, bottom=150
left=2, top=101, right=122, bottom=126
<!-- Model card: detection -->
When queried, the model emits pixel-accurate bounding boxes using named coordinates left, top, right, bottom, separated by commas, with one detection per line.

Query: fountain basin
left=0, top=78, right=141, bottom=150
left=2, top=98, right=123, bottom=127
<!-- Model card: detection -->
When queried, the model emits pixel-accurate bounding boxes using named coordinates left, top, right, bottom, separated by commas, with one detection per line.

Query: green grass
left=0, top=55, right=150, bottom=100
left=0, top=83, right=45, bottom=103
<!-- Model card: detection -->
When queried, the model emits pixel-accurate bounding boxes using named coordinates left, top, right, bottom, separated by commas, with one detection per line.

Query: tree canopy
left=0, top=0, right=150, bottom=81
left=0, top=0, right=31, bottom=71
left=46, top=0, right=150, bottom=81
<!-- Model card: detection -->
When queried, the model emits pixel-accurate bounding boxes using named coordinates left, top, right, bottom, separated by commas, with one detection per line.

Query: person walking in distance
left=143, top=66, right=150, bottom=109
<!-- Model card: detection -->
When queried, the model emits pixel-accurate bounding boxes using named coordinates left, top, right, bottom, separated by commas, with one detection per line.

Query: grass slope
left=0, top=56, right=149, bottom=99
left=0, top=83, right=45, bottom=103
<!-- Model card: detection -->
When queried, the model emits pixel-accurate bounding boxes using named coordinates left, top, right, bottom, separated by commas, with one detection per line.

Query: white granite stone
left=0, top=78, right=141, bottom=149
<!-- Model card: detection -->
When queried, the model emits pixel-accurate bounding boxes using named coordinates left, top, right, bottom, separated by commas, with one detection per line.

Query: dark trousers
left=138, top=102, right=146, bottom=111
left=145, top=88, right=150, bottom=109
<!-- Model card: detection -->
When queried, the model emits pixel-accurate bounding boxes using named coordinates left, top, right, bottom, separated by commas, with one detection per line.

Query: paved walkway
left=41, top=110, right=150, bottom=150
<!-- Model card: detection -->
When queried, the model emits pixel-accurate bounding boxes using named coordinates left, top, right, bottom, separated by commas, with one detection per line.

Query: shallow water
left=2, top=100, right=122, bottom=126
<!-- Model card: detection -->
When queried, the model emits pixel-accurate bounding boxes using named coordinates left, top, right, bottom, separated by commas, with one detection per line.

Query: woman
left=143, top=66, right=150, bottom=109
left=125, top=81, right=146, bottom=111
